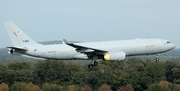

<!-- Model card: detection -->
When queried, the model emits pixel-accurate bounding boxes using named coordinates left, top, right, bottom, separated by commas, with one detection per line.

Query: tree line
left=0, top=58, right=180, bottom=91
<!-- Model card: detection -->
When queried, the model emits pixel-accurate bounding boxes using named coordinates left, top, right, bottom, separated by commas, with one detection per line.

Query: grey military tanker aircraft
left=4, top=22, right=176, bottom=68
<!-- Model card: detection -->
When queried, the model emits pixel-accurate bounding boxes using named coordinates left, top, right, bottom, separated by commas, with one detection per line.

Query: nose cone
left=168, top=43, right=176, bottom=51
left=161, top=40, right=176, bottom=52
left=172, top=43, right=176, bottom=49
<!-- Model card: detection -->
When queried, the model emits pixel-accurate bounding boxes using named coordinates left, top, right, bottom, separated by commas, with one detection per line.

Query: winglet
left=63, top=39, right=73, bottom=45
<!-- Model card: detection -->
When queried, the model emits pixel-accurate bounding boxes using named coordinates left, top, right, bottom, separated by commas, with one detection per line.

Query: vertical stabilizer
left=4, top=21, right=41, bottom=47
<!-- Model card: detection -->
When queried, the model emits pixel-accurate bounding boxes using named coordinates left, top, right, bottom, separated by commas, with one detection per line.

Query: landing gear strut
left=88, top=55, right=98, bottom=69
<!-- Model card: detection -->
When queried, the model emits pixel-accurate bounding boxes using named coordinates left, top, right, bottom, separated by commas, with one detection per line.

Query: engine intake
left=104, top=51, right=126, bottom=61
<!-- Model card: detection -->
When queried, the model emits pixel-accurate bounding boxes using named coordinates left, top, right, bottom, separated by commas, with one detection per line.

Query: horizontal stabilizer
left=7, top=46, right=28, bottom=52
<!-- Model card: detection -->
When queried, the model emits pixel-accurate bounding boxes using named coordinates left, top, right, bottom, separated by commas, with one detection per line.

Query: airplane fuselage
left=26, top=38, right=175, bottom=60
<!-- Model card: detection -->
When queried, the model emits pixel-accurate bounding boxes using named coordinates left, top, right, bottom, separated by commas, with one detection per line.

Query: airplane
left=4, top=21, right=176, bottom=69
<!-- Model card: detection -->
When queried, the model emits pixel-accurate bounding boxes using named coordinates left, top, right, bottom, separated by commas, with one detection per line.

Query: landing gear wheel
left=94, top=62, right=98, bottom=66
left=155, top=58, right=159, bottom=61
left=88, top=64, right=93, bottom=69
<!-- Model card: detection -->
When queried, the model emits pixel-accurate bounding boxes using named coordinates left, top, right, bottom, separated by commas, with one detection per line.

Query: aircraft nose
left=169, top=43, right=176, bottom=50
left=172, top=43, right=176, bottom=49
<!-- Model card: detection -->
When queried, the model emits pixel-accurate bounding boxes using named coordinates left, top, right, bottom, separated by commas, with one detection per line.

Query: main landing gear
left=88, top=55, right=98, bottom=69
left=88, top=60, right=98, bottom=69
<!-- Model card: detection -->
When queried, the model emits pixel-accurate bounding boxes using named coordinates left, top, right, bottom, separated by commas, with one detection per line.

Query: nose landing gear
left=155, top=54, right=159, bottom=61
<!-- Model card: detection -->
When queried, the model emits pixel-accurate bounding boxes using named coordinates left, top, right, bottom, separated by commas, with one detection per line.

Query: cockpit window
left=167, top=41, right=171, bottom=44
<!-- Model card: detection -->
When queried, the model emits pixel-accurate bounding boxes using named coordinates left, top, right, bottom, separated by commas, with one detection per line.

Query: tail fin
left=4, top=21, right=41, bottom=47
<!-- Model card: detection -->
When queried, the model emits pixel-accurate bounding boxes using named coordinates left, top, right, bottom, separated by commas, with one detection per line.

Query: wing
left=63, top=39, right=108, bottom=55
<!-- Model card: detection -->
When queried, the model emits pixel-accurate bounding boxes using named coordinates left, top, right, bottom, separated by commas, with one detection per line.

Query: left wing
left=63, top=39, right=108, bottom=55
left=7, top=46, right=28, bottom=51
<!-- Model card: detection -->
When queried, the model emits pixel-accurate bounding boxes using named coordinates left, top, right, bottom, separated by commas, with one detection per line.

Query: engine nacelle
left=104, top=51, right=126, bottom=61
left=8, top=48, right=14, bottom=54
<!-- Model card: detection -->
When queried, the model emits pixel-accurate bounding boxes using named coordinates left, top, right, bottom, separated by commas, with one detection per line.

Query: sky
left=0, top=0, right=180, bottom=48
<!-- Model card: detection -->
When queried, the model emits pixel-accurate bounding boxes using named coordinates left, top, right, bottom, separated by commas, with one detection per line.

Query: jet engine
left=104, top=51, right=126, bottom=61
left=8, top=48, right=14, bottom=54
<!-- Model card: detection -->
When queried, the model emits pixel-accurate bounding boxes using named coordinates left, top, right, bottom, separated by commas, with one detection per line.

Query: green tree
left=125, top=59, right=151, bottom=90
left=33, top=60, right=81, bottom=87
left=72, top=72, right=87, bottom=86
left=164, top=61, right=176, bottom=82
left=147, top=83, right=161, bottom=91
left=13, top=69, right=33, bottom=82
left=0, top=62, right=33, bottom=86
left=147, top=81, right=174, bottom=91
left=0, top=65, right=8, bottom=83
left=172, top=63, right=180, bottom=84
left=8, top=62, right=31, bottom=70
left=42, top=83, right=60, bottom=91
left=33, top=60, right=65, bottom=86
left=144, top=62, right=166, bottom=82
left=87, top=70, right=113, bottom=90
